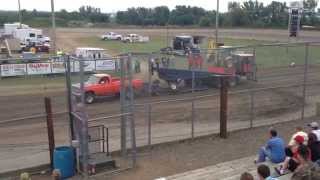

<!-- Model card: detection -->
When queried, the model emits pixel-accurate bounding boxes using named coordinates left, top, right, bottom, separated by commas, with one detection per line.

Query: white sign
left=27, top=63, right=51, bottom=75
left=84, top=61, right=95, bottom=72
left=1, top=64, right=27, bottom=77
left=52, top=62, right=65, bottom=73
left=96, top=60, right=115, bottom=70
left=71, top=61, right=79, bottom=72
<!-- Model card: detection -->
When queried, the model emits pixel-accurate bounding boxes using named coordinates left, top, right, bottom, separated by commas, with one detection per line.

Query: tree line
left=0, top=0, right=319, bottom=28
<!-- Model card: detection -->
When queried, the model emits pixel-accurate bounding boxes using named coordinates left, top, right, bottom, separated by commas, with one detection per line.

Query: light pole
left=51, top=0, right=56, bottom=53
left=18, top=0, right=22, bottom=28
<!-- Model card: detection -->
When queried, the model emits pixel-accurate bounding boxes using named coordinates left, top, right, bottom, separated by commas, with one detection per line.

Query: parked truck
left=101, top=32, right=122, bottom=41
left=75, top=74, right=144, bottom=104
left=122, top=34, right=149, bottom=43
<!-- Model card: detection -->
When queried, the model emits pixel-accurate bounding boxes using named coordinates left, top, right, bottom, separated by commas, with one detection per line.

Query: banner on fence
left=52, top=62, right=65, bottom=73
left=1, top=64, right=27, bottom=77
left=96, top=60, right=115, bottom=70
left=27, top=63, right=51, bottom=75
left=0, top=59, right=116, bottom=77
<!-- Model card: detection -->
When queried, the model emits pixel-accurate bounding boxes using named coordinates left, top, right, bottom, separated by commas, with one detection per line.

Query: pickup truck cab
left=84, top=74, right=143, bottom=103
left=101, top=32, right=122, bottom=41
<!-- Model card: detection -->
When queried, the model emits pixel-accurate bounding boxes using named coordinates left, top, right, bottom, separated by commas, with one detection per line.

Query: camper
left=13, top=28, right=43, bottom=42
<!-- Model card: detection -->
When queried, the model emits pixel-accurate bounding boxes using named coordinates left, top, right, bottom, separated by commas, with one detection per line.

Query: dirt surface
left=28, top=117, right=319, bottom=180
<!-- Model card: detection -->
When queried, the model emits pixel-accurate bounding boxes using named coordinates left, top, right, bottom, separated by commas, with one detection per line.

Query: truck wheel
left=85, top=92, right=95, bottom=104
left=169, top=82, right=178, bottom=91
left=117, top=37, right=121, bottom=40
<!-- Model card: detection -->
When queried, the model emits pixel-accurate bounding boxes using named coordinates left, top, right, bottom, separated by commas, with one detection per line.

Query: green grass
left=78, top=35, right=320, bottom=67
left=78, top=36, right=167, bottom=55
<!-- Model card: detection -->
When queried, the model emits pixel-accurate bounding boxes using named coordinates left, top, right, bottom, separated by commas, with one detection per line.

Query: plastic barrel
left=53, top=146, right=75, bottom=179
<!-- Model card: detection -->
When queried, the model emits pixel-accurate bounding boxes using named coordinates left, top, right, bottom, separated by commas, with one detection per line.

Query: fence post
left=147, top=104, right=151, bottom=146
left=250, top=90, right=254, bottom=128
left=65, top=55, right=75, bottom=141
left=45, top=97, right=55, bottom=169
left=220, top=77, right=228, bottom=139
left=301, top=43, right=309, bottom=121
left=191, top=99, right=195, bottom=139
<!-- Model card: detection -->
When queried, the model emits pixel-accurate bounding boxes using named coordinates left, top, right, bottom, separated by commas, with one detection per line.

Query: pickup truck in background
left=122, top=34, right=150, bottom=43
left=101, top=32, right=123, bottom=41
left=78, top=74, right=144, bottom=104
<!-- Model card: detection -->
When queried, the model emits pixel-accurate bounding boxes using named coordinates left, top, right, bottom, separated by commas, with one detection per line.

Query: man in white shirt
left=308, top=122, right=320, bottom=141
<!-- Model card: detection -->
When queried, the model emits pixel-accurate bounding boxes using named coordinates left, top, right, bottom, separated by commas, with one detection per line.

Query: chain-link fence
left=1, top=42, right=320, bottom=175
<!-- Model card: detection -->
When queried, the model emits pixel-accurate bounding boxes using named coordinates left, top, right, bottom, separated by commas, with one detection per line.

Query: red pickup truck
left=83, top=74, right=143, bottom=103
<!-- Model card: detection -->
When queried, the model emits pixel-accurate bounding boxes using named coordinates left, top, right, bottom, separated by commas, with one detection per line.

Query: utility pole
left=18, top=0, right=22, bottom=28
left=51, top=0, right=57, bottom=53
left=215, top=0, right=220, bottom=65
left=215, top=0, right=219, bottom=44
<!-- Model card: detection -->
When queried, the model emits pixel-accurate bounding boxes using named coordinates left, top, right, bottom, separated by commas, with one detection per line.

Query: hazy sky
left=1, top=0, right=318, bottom=13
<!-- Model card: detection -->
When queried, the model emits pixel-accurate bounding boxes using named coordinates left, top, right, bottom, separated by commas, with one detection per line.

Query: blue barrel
left=53, top=146, right=75, bottom=179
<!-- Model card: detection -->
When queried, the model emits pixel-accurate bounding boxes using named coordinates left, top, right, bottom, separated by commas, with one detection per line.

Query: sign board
left=52, top=62, right=66, bottom=73
left=1, top=64, right=27, bottom=77
left=27, top=63, right=51, bottom=75
left=84, top=61, right=96, bottom=72
left=96, top=60, right=115, bottom=70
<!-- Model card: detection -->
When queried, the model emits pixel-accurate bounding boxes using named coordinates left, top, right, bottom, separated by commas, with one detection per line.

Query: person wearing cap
left=288, top=126, right=308, bottom=146
left=291, top=144, right=320, bottom=180
left=256, top=129, right=286, bottom=164
left=275, top=135, right=310, bottom=175
left=308, top=122, right=320, bottom=141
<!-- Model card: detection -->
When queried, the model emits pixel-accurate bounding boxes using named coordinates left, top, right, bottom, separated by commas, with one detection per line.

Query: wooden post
left=220, top=77, right=228, bottom=138
left=45, top=97, right=55, bottom=169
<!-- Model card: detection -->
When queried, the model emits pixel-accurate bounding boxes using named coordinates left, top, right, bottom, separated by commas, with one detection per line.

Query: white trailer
left=4, top=23, right=29, bottom=36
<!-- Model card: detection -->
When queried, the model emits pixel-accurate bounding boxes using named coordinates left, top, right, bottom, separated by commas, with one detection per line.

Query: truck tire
left=85, top=92, right=95, bottom=104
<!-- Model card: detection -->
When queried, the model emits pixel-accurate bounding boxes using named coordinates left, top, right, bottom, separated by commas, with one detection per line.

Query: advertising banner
left=96, top=60, right=115, bottom=71
left=0, top=64, right=27, bottom=77
left=84, top=61, right=96, bottom=72
left=52, top=62, right=65, bottom=73
left=27, top=63, right=51, bottom=75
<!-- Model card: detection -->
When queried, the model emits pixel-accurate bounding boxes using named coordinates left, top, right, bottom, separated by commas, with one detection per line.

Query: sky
left=1, top=0, right=318, bottom=13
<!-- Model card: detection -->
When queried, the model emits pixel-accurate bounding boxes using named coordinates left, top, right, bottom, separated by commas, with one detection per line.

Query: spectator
left=257, top=164, right=278, bottom=180
left=256, top=128, right=286, bottom=163
left=240, top=172, right=254, bottom=180
left=307, top=133, right=320, bottom=162
left=288, top=126, right=308, bottom=146
left=291, top=144, right=320, bottom=180
left=307, top=122, right=320, bottom=141
left=275, top=135, right=305, bottom=175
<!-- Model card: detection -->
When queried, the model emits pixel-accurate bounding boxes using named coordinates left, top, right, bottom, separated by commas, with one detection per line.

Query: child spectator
left=257, top=164, right=278, bottom=180
left=240, top=172, right=254, bottom=180
left=291, top=144, right=320, bottom=180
